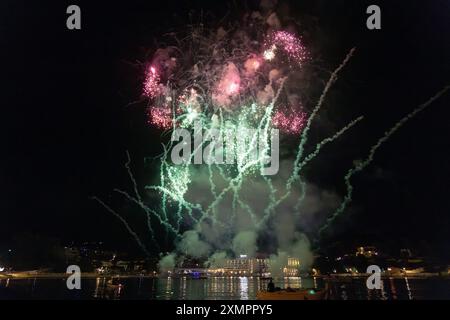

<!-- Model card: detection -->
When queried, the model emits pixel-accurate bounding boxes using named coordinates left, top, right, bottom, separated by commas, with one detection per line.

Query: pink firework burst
left=268, top=31, right=308, bottom=65
left=273, top=109, right=307, bottom=135
left=147, top=106, right=173, bottom=129
left=143, top=66, right=163, bottom=98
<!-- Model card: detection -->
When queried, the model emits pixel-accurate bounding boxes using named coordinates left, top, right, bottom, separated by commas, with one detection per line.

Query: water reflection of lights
left=31, top=277, right=37, bottom=294
left=210, top=276, right=226, bottom=298
left=283, top=276, right=302, bottom=289
left=94, top=277, right=101, bottom=298
left=341, top=288, right=348, bottom=300
left=389, top=277, right=397, bottom=300
left=229, top=277, right=235, bottom=294
left=180, top=276, right=187, bottom=299
left=404, top=277, right=413, bottom=300
left=117, top=284, right=123, bottom=296
left=0, top=276, right=436, bottom=299
left=239, top=277, right=249, bottom=300
left=0, top=278, right=9, bottom=288
left=380, top=280, right=388, bottom=300
left=166, top=276, right=172, bottom=295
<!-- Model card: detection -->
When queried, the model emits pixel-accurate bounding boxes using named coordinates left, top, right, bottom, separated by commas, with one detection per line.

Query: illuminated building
left=283, top=257, right=301, bottom=276
left=223, top=255, right=270, bottom=276
left=218, top=255, right=302, bottom=277
left=356, top=246, right=378, bottom=258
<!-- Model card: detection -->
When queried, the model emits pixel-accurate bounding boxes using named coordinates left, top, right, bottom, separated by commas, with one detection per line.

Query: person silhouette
left=267, top=278, right=275, bottom=292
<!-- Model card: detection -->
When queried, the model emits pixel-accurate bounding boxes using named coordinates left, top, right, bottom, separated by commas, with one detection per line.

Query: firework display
left=93, top=10, right=449, bottom=266
left=4, top=0, right=450, bottom=304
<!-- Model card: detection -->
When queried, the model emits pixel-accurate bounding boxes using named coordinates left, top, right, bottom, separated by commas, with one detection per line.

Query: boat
left=257, top=287, right=328, bottom=300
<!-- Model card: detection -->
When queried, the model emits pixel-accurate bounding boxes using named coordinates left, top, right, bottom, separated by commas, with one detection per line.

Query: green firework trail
left=91, top=196, right=151, bottom=255
left=318, top=85, right=450, bottom=237
left=258, top=48, right=358, bottom=227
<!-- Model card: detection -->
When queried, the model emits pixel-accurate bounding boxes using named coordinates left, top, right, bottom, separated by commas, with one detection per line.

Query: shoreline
left=1, top=273, right=448, bottom=280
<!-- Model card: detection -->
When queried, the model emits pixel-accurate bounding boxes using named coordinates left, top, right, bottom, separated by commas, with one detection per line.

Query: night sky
left=1, top=0, right=449, bottom=257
